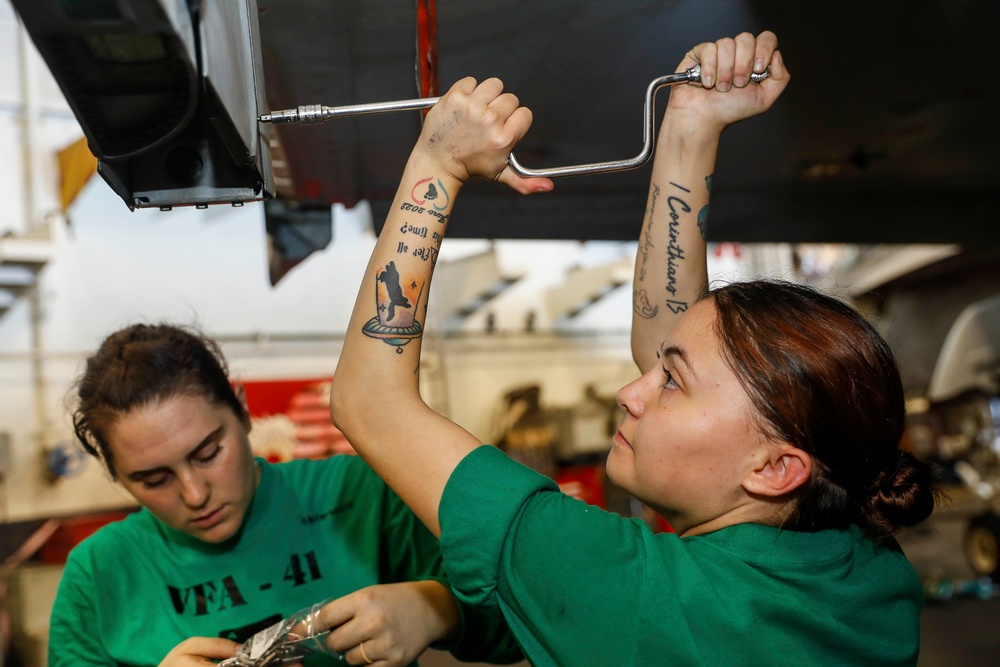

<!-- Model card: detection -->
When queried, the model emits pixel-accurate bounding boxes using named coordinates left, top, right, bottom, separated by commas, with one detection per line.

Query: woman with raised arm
left=331, top=31, right=935, bottom=666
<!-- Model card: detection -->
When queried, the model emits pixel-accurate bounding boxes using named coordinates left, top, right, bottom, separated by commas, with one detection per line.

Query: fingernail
left=718, top=81, right=730, bottom=92
left=704, top=74, right=714, bottom=88
left=754, top=58, right=765, bottom=73
left=734, top=75, right=746, bottom=87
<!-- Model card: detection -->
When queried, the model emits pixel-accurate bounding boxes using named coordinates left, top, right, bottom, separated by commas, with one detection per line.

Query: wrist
left=658, top=109, right=725, bottom=147
left=406, top=149, right=468, bottom=195
left=418, top=579, right=461, bottom=643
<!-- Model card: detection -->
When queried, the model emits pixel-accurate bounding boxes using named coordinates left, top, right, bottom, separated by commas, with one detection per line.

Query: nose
left=616, top=373, right=650, bottom=419
left=177, top=469, right=210, bottom=509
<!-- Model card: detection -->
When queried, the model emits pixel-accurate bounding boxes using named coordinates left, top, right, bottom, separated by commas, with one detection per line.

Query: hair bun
left=861, top=451, right=936, bottom=541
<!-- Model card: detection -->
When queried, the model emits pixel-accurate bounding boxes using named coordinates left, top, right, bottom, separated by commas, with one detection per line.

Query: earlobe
left=743, top=447, right=812, bottom=497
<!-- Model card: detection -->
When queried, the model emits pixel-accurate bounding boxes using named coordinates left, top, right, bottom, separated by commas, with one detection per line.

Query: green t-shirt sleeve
left=364, top=458, right=524, bottom=663
left=48, top=549, right=115, bottom=667
left=439, top=445, right=651, bottom=665
left=438, top=445, right=559, bottom=608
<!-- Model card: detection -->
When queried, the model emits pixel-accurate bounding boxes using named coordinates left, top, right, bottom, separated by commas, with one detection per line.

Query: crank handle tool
left=259, top=64, right=769, bottom=178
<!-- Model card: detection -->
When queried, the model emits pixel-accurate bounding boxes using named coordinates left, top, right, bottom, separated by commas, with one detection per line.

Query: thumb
left=183, top=636, right=241, bottom=660
left=496, top=168, right=554, bottom=195
left=759, top=50, right=791, bottom=107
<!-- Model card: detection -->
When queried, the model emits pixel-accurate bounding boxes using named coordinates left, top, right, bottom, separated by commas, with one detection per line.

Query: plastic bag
left=218, top=599, right=342, bottom=666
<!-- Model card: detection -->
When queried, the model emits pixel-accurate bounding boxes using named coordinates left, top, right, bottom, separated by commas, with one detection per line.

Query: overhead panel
left=12, top=0, right=273, bottom=210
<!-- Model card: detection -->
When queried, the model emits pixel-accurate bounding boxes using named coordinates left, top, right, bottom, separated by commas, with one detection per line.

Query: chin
left=604, top=450, right=628, bottom=490
left=197, top=522, right=239, bottom=544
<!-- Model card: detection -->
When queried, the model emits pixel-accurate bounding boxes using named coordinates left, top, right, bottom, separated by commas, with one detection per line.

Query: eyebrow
left=660, top=343, right=698, bottom=382
left=125, top=425, right=225, bottom=481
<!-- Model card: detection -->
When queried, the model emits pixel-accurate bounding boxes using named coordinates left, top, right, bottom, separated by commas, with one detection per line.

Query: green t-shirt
left=439, top=445, right=924, bottom=667
left=49, top=455, right=521, bottom=666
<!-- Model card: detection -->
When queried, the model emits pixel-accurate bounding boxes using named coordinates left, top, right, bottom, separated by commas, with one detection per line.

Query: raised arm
left=329, top=77, right=552, bottom=535
left=630, top=31, right=789, bottom=372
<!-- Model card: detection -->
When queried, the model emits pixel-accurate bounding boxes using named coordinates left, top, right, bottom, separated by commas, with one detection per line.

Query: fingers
left=714, top=37, right=736, bottom=92
left=690, top=30, right=780, bottom=90
left=316, top=594, right=354, bottom=633
left=469, top=76, right=505, bottom=105
left=423, top=75, right=553, bottom=193
left=752, top=30, right=779, bottom=75
left=447, top=76, right=479, bottom=96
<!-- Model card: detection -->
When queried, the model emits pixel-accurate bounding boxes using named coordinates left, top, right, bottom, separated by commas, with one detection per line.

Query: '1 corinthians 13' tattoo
left=665, top=182, right=689, bottom=304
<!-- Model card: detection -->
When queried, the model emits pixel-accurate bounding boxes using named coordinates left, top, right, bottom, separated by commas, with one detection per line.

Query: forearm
left=630, top=31, right=789, bottom=373
left=331, top=77, right=552, bottom=534
left=331, top=149, right=478, bottom=534
left=631, top=113, right=718, bottom=373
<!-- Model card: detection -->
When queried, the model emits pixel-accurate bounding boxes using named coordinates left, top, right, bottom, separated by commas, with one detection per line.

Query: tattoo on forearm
left=638, top=185, right=659, bottom=283
left=394, top=176, right=450, bottom=264
left=410, top=178, right=451, bottom=216
left=400, top=201, right=450, bottom=226
left=633, top=289, right=658, bottom=319
left=400, top=221, right=429, bottom=238
left=362, top=174, right=451, bottom=353
left=696, top=174, right=712, bottom=241
left=664, top=182, right=691, bottom=314
left=666, top=193, right=688, bottom=299
left=395, top=241, right=440, bottom=265
left=362, top=261, right=426, bottom=353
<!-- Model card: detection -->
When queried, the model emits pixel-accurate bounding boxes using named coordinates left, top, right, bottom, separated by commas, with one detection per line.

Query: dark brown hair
left=71, top=323, right=247, bottom=479
left=705, top=280, right=934, bottom=541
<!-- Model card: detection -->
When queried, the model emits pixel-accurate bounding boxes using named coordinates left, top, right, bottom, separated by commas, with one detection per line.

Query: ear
left=742, top=445, right=811, bottom=497
left=234, top=382, right=249, bottom=410
left=233, top=383, right=252, bottom=430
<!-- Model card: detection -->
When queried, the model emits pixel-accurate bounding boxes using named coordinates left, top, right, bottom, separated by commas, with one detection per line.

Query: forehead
left=106, top=394, right=228, bottom=469
left=665, top=300, right=719, bottom=352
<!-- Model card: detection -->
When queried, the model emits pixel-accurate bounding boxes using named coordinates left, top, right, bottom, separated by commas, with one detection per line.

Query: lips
left=613, top=429, right=633, bottom=450
left=191, top=506, right=225, bottom=528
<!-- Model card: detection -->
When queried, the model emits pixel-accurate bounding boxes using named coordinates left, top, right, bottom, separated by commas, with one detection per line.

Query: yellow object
left=57, top=136, right=97, bottom=212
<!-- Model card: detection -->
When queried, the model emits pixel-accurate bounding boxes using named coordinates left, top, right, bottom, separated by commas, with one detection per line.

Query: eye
left=194, top=445, right=221, bottom=465
left=662, top=367, right=678, bottom=389
left=141, top=473, right=170, bottom=489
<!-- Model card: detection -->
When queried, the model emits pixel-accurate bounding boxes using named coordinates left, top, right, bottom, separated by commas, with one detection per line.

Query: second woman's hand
left=317, top=581, right=461, bottom=666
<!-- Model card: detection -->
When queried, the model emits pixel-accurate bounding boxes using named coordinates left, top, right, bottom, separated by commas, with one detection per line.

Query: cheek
left=124, top=486, right=174, bottom=517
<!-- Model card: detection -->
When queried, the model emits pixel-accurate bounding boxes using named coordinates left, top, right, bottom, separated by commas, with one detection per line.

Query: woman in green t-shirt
left=54, top=324, right=522, bottom=667
left=329, top=30, right=937, bottom=666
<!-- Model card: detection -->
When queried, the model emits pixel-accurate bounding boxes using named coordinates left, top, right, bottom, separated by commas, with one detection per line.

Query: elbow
left=329, top=369, right=360, bottom=439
